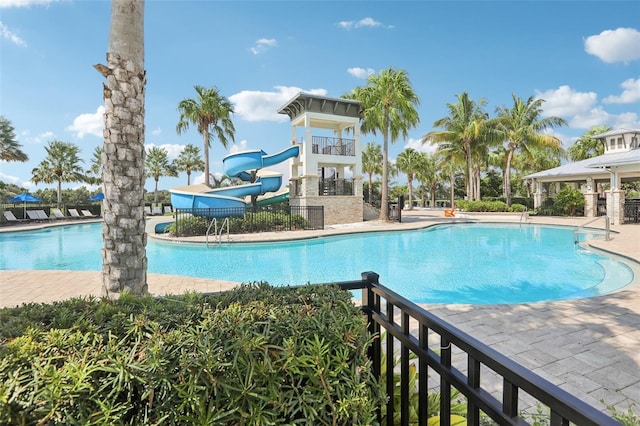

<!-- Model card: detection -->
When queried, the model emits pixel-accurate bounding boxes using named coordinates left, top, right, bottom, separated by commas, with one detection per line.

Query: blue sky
left=1, top=0, right=639, bottom=193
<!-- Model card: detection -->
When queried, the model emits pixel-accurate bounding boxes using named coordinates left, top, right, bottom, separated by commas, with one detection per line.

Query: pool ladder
left=206, top=217, right=230, bottom=247
left=573, top=216, right=610, bottom=244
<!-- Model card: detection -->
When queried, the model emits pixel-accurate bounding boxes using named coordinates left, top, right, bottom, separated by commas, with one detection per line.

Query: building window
left=617, top=137, right=624, bottom=149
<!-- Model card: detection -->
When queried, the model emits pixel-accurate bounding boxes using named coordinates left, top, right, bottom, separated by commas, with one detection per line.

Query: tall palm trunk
left=97, top=0, right=147, bottom=296
left=203, top=128, right=210, bottom=187
left=407, top=174, right=414, bottom=210
left=505, top=147, right=515, bottom=206
left=380, top=120, right=390, bottom=221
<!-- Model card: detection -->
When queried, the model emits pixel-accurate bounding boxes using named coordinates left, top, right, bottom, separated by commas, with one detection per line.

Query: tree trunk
left=379, top=126, right=390, bottom=221
left=368, top=173, right=373, bottom=204
left=449, top=170, right=455, bottom=207
left=505, top=148, right=514, bottom=206
left=407, top=174, right=413, bottom=210
left=98, top=0, right=147, bottom=297
left=57, top=180, right=62, bottom=209
left=203, top=128, right=210, bottom=187
left=187, top=170, right=191, bottom=185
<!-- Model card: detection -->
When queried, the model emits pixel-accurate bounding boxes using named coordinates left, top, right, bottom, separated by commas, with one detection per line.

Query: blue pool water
left=0, top=222, right=634, bottom=304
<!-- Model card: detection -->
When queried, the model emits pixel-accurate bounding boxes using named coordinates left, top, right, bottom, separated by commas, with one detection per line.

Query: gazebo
left=525, top=128, right=640, bottom=225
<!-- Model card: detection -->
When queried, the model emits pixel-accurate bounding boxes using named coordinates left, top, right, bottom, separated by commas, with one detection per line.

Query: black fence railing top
left=333, top=272, right=621, bottom=426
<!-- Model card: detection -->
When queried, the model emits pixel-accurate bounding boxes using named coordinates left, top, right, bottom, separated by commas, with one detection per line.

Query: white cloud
left=612, top=111, right=640, bottom=129
left=347, top=67, right=375, bottom=79
left=151, top=127, right=162, bottom=136
left=250, top=38, right=277, bottom=55
left=584, top=27, right=640, bottom=63
left=0, top=22, right=26, bottom=46
left=404, top=137, right=436, bottom=155
left=145, top=143, right=185, bottom=159
left=535, top=85, right=598, bottom=117
left=229, top=85, right=327, bottom=122
left=229, top=139, right=249, bottom=154
left=569, top=107, right=612, bottom=129
left=21, top=130, right=54, bottom=144
left=0, top=0, right=59, bottom=7
left=0, top=171, right=27, bottom=186
left=603, top=77, right=640, bottom=104
left=337, top=17, right=392, bottom=30
left=66, top=106, right=104, bottom=138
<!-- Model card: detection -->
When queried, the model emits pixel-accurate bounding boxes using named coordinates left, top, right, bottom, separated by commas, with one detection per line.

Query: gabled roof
left=592, top=128, right=640, bottom=139
left=524, top=157, right=605, bottom=180
left=525, top=128, right=640, bottom=181
left=588, top=148, right=640, bottom=168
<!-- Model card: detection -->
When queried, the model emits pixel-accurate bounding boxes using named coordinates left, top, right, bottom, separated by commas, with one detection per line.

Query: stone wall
left=290, top=196, right=363, bottom=226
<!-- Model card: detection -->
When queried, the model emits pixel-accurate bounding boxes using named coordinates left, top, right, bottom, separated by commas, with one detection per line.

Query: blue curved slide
left=169, top=145, right=299, bottom=216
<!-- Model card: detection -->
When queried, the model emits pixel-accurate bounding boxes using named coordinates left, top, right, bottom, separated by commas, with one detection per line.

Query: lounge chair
left=68, top=208, right=84, bottom=219
left=3, top=211, right=30, bottom=224
left=444, top=206, right=456, bottom=217
left=35, top=210, right=52, bottom=220
left=26, top=210, right=42, bottom=221
left=81, top=209, right=98, bottom=218
left=144, top=206, right=152, bottom=215
left=152, top=204, right=163, bottom=215
left=163, top=205, right=173, bottom=214
left=50, top=208, right=67, bottom=220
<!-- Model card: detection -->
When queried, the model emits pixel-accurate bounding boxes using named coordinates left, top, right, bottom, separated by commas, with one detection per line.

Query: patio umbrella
left=8, top=192, right=42, bottom=218
left=89, top=193, right=104, bottom=201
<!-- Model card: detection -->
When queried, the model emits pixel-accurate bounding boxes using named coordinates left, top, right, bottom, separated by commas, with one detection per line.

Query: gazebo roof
left=525, top=128, right=640, bottom=182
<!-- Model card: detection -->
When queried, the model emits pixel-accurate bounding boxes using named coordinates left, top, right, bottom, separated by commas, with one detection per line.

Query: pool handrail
left=574, top=215, right=610, bottom=243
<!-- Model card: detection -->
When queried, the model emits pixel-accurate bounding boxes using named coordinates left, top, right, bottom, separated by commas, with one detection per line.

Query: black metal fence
left=172, top=205, right=324, bottom=236
left=311, top=136, right=355, bottom=156
left=335, top=272, right=620, bottom=426
left=319, top=178, right=355, bottom=196
left=624, top=199, right=640, bottom=223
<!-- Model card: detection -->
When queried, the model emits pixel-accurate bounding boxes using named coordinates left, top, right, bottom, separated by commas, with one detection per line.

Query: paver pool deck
left=1, top=210, right=639, bottom=416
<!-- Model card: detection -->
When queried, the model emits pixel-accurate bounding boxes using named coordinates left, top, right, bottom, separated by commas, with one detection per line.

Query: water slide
left=169, top=145, right=299, bottom=216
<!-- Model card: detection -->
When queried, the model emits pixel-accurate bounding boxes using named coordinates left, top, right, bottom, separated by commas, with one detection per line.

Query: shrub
left=555, top=187, right=585, bottom=216
left=456, top=200, right=510, bottom=212
left=0, top=285, right=383, bottom=425
left=168, top=216, right=209, bottom=237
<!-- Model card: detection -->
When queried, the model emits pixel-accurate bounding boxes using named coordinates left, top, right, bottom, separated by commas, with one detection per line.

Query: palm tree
left=145, top=146, right=178, bottom=203
left=177, top=86, right=235, bottom=187
left=567, top=125, right=610, bottom=161
left=31, top=140, right=86, bottom=208
left=173, top=143, right=204, bottom=185
left=361, top=142, right=383, bottom=204
left=495, top=94, right=567, bottom=205
left=396, top=148, right=425, bottom=210
left=434, top=146, right=465, bottom=207
left=415, top=152, right=437, bottom=208
left=344, top=67, right=420, bottom=221
left=95, top=0, right=147, bottom=296
left=86, top=146, right=103, bottom=185
left=0, top=115, right=29, bottom=163
left=422, top=92, right=496, bottom=202
left=211, top=173, right=230, bottom=188
left=0, top=116, right=28, bottom=162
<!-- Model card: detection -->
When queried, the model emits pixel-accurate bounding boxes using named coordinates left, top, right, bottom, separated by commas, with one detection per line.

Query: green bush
left=456, top=200, right=510, bottom=212
left=168, top=216, right=209, bottom=237
left=555, top=187, right=585, bottom=216
left=0, top=285, right=383, bottom=425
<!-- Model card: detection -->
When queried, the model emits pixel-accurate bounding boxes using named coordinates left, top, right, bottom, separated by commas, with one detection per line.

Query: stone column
left=606, top=190, right=625, bottom=225
left=583, top=192, right=598, bottom=217
left=533, top=180, right=545, bottom=210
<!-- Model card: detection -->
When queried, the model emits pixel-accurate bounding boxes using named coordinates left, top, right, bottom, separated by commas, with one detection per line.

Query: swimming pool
left=0, top=222, right=634, bottom=304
